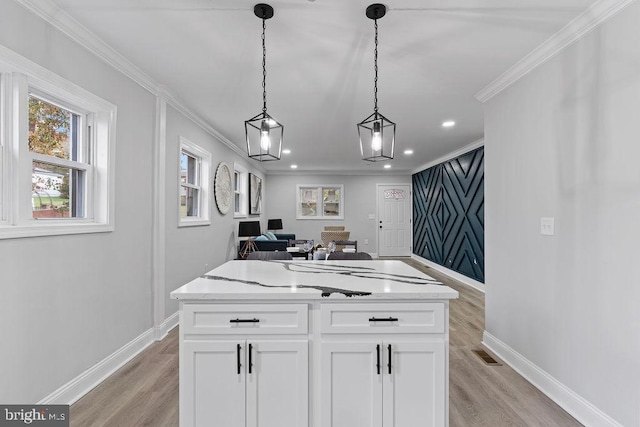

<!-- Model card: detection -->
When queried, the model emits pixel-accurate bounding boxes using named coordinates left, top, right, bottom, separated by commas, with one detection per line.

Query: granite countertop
left=170, top=260, right=459, bottom=301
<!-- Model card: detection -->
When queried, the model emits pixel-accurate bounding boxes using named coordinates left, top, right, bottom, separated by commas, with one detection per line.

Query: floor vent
left=472, top=349, right=502, bottom=366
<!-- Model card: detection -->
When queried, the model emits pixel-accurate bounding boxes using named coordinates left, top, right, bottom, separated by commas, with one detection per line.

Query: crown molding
left=13, top=0, right=255, bottom=168
left=475, top=0, right=635, bottom=103
left=411, top=138, right=484, bottom=175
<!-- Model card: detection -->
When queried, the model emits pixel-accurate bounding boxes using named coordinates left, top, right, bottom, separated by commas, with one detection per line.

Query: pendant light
left=357, top=3, right=395, bottom=162
left=245, top=3, right=283, bottom=161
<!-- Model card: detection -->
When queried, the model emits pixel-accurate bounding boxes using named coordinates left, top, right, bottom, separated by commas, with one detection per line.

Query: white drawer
left=320, top=302, right=444, bottom=334
left=183, top=303, right=308, bottom=335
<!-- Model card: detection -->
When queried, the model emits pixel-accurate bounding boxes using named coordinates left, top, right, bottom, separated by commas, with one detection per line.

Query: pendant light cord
left=262, top=17, right=267, bottom=113
left=373, top=18, right=378, bottom=114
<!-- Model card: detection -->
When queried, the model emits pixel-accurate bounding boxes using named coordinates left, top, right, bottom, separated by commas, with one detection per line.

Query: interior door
left=377, top=185, right=411, bottom=257
left=182, top=340, right=246, bottom=427
left=246, top=340, right=309, bottom=427
left=382, top=341, right=445, bottom=427
left=321, top=342, right=383, bottom=427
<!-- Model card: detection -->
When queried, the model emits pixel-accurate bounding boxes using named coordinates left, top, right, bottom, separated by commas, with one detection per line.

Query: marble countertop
left=171, top=260, right=459, bottom=301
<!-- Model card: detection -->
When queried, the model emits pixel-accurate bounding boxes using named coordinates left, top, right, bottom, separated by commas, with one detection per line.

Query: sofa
left=238, top=233, right=296, bottom=257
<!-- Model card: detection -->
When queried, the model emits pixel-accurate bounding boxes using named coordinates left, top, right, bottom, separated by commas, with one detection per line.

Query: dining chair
left=327, top=251, right=372, bottom=260
left=332, top=240, right=357, bottom=252
left=246, top=251, right=293, bottom=260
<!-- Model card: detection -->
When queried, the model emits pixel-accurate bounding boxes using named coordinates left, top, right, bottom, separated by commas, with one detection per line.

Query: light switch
left=540, top=217, right=555, bottom=236
left=368, top=213, right=375, bottom=220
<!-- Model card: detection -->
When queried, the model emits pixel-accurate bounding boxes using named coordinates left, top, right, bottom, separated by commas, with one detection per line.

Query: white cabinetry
left=180, top=304, right=308, bottom=427
left=320, top=303, right=447, bottom=427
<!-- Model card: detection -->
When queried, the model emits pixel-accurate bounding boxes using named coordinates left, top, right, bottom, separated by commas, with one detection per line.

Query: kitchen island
left=171, top=260, right=459, bottom=427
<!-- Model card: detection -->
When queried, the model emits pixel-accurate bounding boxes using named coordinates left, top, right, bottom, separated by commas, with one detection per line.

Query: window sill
left=0, top=222, right=114, bottom=240
left=178, top=219, right=211, bottom=228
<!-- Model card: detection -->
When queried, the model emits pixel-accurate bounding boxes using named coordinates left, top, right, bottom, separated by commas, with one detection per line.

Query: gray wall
left=265, top=174, right=410, bottom=254
left=484, top=3, right=640, bottom=426
left=0, top=1, right=154, bottom=403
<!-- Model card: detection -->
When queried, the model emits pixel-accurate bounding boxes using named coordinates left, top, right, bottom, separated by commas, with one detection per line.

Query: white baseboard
left=483, top=331, right=623, bottom=427
left=38, top=312, right=179, bottom=405
left=411, top=254, right=485, bottom=293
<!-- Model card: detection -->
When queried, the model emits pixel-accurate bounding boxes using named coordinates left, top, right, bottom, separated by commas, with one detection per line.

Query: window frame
left=296, top=184, right=344, bottom=220
left=178, top=136, right=210, bottom=227
left=0, top=48, right=116, bottom=240
left=233, top=162, right=248, bottom=218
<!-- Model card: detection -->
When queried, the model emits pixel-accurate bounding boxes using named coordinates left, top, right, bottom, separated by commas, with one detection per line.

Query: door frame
left=376, top=183, right=412, bottom=257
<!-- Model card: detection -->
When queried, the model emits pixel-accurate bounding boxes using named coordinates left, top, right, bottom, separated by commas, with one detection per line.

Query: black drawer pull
left=369, top=317, right=398, bottom=322
left=230, top=318, right=260, bottom=323
left=237, top=344, right=242, bottom=374
left=248, top=343, right=253, bottom=374
left=388, top=344, right=392, bottom=374
left=376, top=344, right=381, bottom=375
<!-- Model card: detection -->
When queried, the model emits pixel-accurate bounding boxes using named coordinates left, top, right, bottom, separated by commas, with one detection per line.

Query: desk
left=172, top=260, right=458, bottom=427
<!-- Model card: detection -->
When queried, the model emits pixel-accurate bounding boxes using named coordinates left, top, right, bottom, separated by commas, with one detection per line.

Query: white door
left=321, top=342, right=383, bottom=427
left=246, top=340, right=309, bottom=427
left=377, top=185, right=412, bottom=257
left=382, top=342, right=445, bottom=427
left=182, top=340, right=246, bottom=427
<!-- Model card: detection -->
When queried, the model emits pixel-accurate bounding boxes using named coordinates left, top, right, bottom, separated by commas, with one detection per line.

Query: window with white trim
left=0, top=54, right=116, bottom=239
left=178, top=137, right=210, bottom=226
left=233, top=162, right=248, bottom=218
left=296, top=184, right=344, bottom=219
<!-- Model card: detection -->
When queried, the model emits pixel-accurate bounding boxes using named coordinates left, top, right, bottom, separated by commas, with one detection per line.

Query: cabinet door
left=382, top=341, right=445, bottom=427
left=182, top=340, right=245, bottom=427
left=246, top=340, right=309, bottom=427
left=321, top=342, right=383, bottom=427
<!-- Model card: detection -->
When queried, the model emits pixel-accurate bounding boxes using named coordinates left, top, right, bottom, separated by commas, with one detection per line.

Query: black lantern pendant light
left=358, top=3, right=395, bottom=162
left=245, top=3, right=283, bottom=161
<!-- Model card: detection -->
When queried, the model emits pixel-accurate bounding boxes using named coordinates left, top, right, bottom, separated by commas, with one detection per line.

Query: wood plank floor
left=70, top=259, right=582, bottom=426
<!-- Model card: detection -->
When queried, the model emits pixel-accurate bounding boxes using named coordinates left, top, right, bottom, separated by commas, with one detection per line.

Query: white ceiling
left=48, top=0, right=598, bottom=174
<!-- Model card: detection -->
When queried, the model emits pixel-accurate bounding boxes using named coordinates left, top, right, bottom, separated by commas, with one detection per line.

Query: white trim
left=482, top=331, right=625, bottom=427
left=411, top=139, right=484, bottom=175
left=152, top=96, right=167, bottom=338
left=38, top=313, right=178, bottom=405
left=475, top=0, right=634, bottom=103
left=411, top=254, right=485, bottom=293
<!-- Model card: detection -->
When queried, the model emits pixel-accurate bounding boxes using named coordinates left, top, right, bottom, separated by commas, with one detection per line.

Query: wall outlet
left=540, top=217, right=555, bottom=236
left=364, top=239, right=369, bottom=245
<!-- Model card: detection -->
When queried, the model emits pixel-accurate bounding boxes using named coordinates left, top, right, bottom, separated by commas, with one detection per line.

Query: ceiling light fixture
left=404, top=149, right=414, bottom=155
left=290, top=164, right=298, bottom=169
left=442, top=120, right=455, bottom=128
left=282, top=149, right=291, bottom=154
left=384, top=164, right=391, bottom=169
left=357, top=3, right=395, bottom=162
left=245, top=3, right=283, bottom=162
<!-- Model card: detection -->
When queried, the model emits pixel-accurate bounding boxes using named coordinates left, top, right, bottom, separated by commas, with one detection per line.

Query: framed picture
left=249, top=173, right=263, bottom=215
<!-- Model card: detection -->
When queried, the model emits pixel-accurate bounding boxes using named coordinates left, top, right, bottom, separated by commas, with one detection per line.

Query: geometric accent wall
left=413, top=147, right=484, bottom=282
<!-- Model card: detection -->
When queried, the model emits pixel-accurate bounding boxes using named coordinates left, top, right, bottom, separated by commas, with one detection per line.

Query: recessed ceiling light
left=404, top=149, right=414, bottom=155
left=290, top=164, right=298, bottom=169
left=384, top=164, right=391, bottom=169
left=442, top=120, right=455, bottom=128
left=282, top=149, right=291, bottom=154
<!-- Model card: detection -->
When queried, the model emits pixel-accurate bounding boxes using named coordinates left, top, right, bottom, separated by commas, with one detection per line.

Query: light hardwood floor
left=70, top=259, right=582, bottom=426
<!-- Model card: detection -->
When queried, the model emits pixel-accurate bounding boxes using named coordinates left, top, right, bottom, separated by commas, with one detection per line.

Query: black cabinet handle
left=369, top=317, right=399, bottom=322
left=230, top=318, right=260, bottom=323
left=248, top=343, right=253, bottom=374
left=388, top=344, right=392, bottom=374
left=237, top=344, right=242, bottom=374
left=376, top=344, right=381, bottom=375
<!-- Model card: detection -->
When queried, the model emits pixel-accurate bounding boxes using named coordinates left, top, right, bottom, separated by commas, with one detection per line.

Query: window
left=0, top=54, right=116, bottom=239
left=179, top=137, right=210, bottom=226
left=233, top=163, right=248, bottom=218
left=296, top=185, right=344, bottom=219
left=29, top=94, right=87, bottom=219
